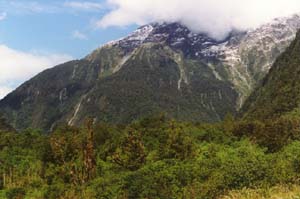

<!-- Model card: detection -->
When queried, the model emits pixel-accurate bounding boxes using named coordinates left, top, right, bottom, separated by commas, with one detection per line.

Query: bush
left=194, top=140, right=272, bottom=198
left=123, top=160, right=197, bottom=199
left=6, top=188, right=26, bottom=199
left=2, top=116, right=300, bottom=199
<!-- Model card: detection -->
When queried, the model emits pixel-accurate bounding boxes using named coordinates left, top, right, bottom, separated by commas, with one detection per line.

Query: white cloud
left=0, top=45, right=72, bottom=99
left=8, top=1, right=59, bottom=14
left=97, top=0, right=300, bottom=40
left=64, top=1, right=102, bottom=11
left=0, top=12, right=7, bottom=21
left=72, top=30, right=88, bottom=40
left=0, top=86, right=12, bottom=100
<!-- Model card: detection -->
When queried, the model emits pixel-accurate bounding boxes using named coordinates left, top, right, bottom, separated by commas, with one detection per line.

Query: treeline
left=1, top=113, right=300, bottom=198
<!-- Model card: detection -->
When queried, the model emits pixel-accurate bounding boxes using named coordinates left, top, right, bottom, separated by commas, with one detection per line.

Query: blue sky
left=0, top=0, right=138, bottom=98
left=0, top=0, right=137, bottom=58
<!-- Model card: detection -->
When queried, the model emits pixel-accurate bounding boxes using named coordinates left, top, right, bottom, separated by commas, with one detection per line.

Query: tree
left=112, top=129, right=146, bottom=171
left=83, top=118, right=96, bottom=181
left=159, top=121, right=195, bottom=160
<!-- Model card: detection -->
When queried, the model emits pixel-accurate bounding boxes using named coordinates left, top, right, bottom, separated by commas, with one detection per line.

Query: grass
left=220, top=185, right=300, bottom=199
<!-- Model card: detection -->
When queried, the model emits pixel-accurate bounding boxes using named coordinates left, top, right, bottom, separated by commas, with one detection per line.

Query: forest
left=1, top=113, right=300, bottom=199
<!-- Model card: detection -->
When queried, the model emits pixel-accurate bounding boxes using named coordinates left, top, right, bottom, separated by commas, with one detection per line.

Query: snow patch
left=105, top=25, right=154, bottom=47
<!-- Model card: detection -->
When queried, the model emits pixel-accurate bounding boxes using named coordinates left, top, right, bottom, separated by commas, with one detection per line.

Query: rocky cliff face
left=1, top=14, right=300, bottom=131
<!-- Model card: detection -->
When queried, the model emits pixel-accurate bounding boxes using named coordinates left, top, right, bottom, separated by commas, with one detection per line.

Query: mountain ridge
left=242, top=30, right=300, bottom=119
left=1, top=14, right=300, bottom=131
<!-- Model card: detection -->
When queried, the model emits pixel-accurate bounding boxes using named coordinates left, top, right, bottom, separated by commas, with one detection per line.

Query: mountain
left=1, top=14, right=300, bottom=131
left=242, top=30, right=300, bottom=120
left=0, top=115, right=14, bottom=132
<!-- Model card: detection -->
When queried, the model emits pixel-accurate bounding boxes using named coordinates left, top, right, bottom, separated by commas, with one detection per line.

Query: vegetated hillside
left=1, top=14, right=300, bottom=131
left=0, top=115, right=14, bottom=132
left=242, top=30, right=300, bottom=120
left=0, top=42, right=238, bottom=131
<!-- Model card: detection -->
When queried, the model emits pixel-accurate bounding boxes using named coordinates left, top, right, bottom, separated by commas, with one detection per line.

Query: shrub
left=6, top=188, right=26, bottom=199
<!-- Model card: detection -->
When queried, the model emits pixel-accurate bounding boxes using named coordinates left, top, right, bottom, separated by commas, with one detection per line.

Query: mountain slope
left=0, top=115, right=14, bottom=132
left=0, top=41, right=237, bottom=131
left=68, top=43, right=237, bottom=126
left=242, top=31, right=300, bottom=120
left=1, top=15, right=300, bottom=131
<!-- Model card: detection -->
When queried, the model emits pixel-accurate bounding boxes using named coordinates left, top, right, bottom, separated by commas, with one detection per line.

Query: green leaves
left=2, top=116, right=300, bottom=198
left=112, top=130, right=146, bottom=171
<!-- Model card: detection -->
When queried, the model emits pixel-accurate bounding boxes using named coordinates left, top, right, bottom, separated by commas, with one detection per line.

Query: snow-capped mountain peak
left=98, top=14, right=300, bottom=107
left=105, top=24, right=154, bottom=47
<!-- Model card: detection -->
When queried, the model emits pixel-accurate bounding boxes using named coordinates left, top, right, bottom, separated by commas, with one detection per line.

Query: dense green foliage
left=1, top=114, right=300, bottom=199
